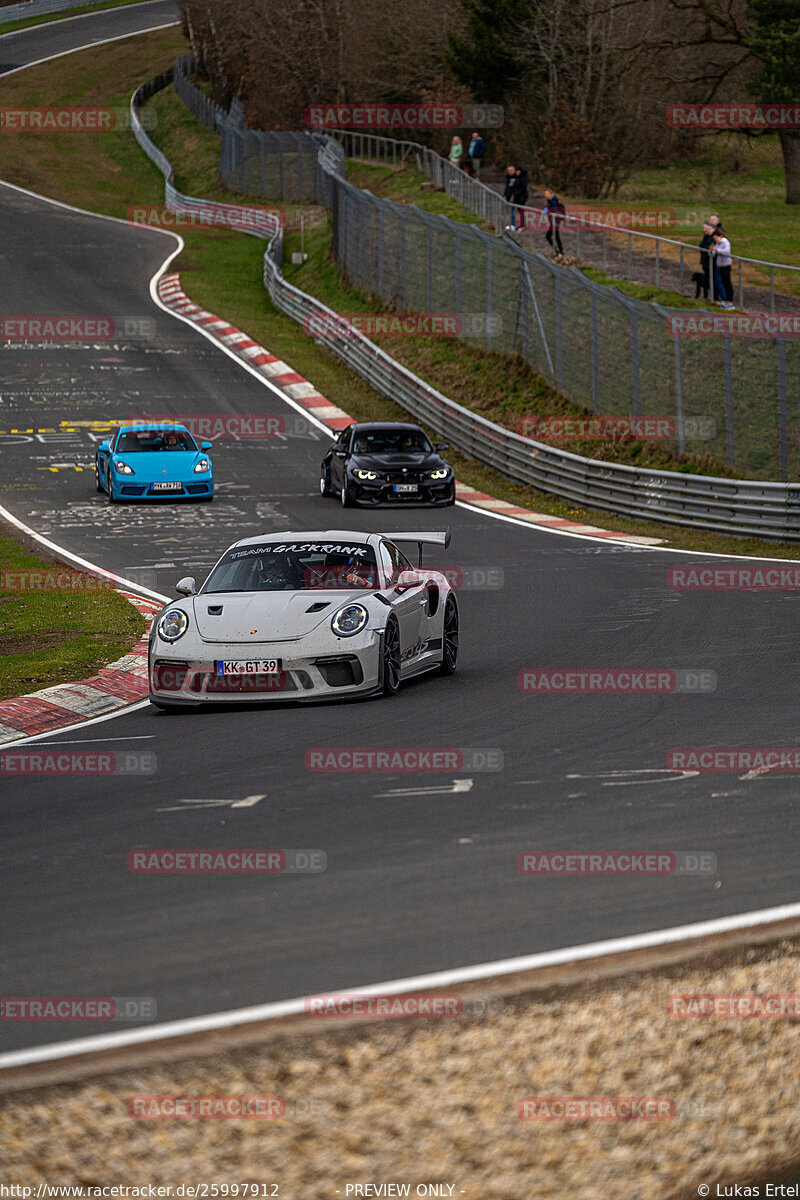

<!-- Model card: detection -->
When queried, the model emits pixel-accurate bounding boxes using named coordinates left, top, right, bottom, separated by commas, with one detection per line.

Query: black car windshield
left=116, top=430, right=198, bottom=452
left=351, top=428, right=432, bottom=455
left=202, top=541, right=380, bottom=592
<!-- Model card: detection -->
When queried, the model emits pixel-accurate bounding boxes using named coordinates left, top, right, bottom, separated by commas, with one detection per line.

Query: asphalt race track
left=1, top=5, right=798, bottom=1054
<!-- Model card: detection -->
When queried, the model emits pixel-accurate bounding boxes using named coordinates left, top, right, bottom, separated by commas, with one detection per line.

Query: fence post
left=426, top=216, right=434, bottom=314
left=591, top=292, right=599, bottom=414
left=485, top=239, right=494, bottom=351
left=724, top=335, right=734, bottom=465
left=778, top=338, right=788, bottom=482
left=455, top=231, right=462, bottom=315
left=673, top=333, right=685, bottom=453
left=630, top=309, right=641, bottom=417
left=554, top=274, right=563, bottom=389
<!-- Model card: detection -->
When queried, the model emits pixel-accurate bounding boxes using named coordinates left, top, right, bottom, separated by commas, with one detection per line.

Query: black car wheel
left=340, top=480, right=354, bottom=507
left=320, top=465, right=332, bottom=496
left=381, top=616, right=401, bottom=695
left=439, top=594, right=459, bottom=675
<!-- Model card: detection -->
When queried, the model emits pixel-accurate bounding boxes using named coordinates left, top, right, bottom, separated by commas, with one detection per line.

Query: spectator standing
left=711, top=230, right=735, bottom=308
left=448, top=136, right=463, bottom=168
left=695, top=222, right=714, bottom=299
left=503, top=165, right=516, bottom=201
left=468, top=132, right=486, bottom=179
left=506, top=165, right=528, bottom=230
left=542, top=188, right=564, bottom=255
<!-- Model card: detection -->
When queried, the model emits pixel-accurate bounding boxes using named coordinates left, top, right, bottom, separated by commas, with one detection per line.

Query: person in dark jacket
left=468, top=132, right=486, bottom=179
left=506, top=166, right=528, bottom=230
left=543, top=188, right=564, bottom=255
left=695, top=222, right=714, bottom=299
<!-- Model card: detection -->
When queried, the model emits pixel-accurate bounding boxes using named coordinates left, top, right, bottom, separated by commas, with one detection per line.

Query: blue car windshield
left=203, top=542, right=380, bottom=593
left=116, top=431, right=197, bottom=452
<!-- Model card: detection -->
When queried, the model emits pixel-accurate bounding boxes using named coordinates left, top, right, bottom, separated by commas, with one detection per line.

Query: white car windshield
left=203, top=542, right=380, bottom=592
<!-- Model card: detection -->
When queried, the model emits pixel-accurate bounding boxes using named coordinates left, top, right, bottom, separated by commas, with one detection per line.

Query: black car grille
left=384, top=472, right=425, bottom=485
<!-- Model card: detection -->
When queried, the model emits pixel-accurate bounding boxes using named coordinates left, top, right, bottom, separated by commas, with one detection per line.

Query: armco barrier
left=130, top=72, right=800, bottom=541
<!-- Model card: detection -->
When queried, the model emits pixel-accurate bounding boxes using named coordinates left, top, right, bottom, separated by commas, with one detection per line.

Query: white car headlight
left=356, top=470, right=378, bottom=480
left=158, top=609, right=189, bottom=642
left=430, top=468, right=449, bottom=479
left=194, top=458, right=212, bottom=473
left=114, top=460, right=134, bottom=475
left=331, top=603, right=369, bottom=637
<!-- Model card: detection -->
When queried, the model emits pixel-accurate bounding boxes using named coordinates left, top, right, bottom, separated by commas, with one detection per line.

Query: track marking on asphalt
left=13, top=735, right=155, bottom=745
left=565, top=769, right=700, bottom=786
left=0, top=0, right=169, bottom=40
left=4, top=899, right=800, bottom=1070
left=2, top=701, right=151, bottom=747
left=0, top=19, right=179, bottom=77
left=375, top=779, right=474, bottom=796
left=157, top=794, right=267, bottom=812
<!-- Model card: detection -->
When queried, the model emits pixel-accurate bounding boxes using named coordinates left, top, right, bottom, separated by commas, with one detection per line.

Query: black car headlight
left=331, top=603, right=369, bottom=637
left=355, top=470, right=379, bottom=481
left=158, top=609, right=189, bottom=642
left=430, top=468, right=450, bottom=480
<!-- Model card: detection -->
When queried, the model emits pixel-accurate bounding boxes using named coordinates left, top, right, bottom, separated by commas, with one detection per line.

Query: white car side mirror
left=395, top=570, right=423, bottom=592
left=175, top=576, right=197, bottom=596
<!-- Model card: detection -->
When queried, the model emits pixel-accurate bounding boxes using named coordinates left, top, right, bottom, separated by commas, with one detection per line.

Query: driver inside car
left=324, top=551, right=373, bottom=589
left=253, top=554, right=298, bottom=591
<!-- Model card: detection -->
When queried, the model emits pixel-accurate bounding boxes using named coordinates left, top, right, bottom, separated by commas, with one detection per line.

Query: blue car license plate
left=151, top=482, right=182, bottom=492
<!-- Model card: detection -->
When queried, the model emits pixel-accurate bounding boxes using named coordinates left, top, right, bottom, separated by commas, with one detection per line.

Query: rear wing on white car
left=389, top=528, right=451, bottom=565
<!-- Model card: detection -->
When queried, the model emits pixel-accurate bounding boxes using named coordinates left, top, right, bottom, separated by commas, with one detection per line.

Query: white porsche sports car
left=148, top=529, right=458, bottom=708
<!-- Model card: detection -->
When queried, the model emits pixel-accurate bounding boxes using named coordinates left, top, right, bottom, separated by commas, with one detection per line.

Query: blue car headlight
left=114, top=459, right=134, bottom=475
left=158, top=609, right=189, bottom=642
left=194, top=458, right=212, bottom=474
left=331, top=603, right=369, bottom=637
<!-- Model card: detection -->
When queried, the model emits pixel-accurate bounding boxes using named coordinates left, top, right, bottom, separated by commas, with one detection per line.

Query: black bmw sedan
left=320, top=422, right=456, bottom=507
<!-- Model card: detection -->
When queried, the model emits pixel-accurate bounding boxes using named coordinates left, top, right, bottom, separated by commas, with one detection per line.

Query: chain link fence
left=168, top=57, right=800, bottom=485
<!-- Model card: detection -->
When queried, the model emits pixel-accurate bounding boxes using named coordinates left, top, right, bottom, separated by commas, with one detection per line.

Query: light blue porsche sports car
left=95, top=424, right=214, bottom=503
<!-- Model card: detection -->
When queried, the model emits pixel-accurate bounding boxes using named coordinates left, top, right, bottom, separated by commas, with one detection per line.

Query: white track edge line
left=0, top=18, right=178, bottom=74
left=2, top=900, right=799, bottom=1069
left=0, top=700, right=152, bottom=748
left=0, top=0, right=168, bottom=41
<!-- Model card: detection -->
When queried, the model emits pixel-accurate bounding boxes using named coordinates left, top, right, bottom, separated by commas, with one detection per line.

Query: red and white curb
left=0, top=591, right=161, bottom=746
left=157, top=274, right=663, bottom=547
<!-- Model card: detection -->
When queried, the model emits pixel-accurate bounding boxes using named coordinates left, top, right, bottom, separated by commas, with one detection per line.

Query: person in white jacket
left=710, top=231, right=735, bottom=309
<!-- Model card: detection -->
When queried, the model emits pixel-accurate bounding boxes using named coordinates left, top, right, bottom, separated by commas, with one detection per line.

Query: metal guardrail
left=330, top=130, right=800, bottom=314
left=132, top=70, right=800, bottom=541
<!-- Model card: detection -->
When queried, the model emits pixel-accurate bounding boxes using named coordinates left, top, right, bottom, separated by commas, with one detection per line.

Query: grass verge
left=1, top=36, right=799, bottom=557
left=0, top=530, right=146, bottom=702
